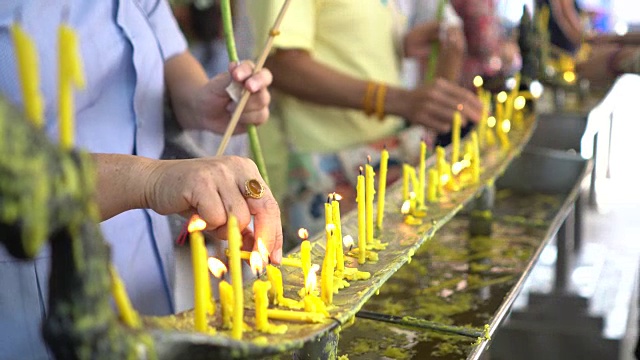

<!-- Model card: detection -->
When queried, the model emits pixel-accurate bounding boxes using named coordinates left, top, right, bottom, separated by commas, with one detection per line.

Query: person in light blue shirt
left=0, top=1, right=281, bottom=358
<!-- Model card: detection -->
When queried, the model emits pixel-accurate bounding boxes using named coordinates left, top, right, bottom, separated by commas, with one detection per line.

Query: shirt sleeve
left=142, top=0, right=188, bottom=60
left=245, top=0, right=316, bottom=56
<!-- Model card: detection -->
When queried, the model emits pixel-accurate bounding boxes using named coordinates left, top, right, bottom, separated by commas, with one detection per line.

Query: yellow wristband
left=375, top=84, right=387, bottom=120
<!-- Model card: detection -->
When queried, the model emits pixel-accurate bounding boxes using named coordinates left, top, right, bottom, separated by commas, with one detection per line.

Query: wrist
left=384, top=86, right=412, bottom=120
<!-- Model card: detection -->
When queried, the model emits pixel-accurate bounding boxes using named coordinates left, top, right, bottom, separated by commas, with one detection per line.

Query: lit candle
left=473, top=75, right=485, bottom=98
left=365, top=159, right=375, bottom=245
left=10, top=22, right=44, bottom=127
left=188, top=215, right=213, bottom=333
left=303, top=265, right=329, bottom=317
left=486, top=116, right=497, bottom=147
left=505, top=73, right=521, bottom=121
left=321, top=224, right=335, bottom=305
left=513, top=95, right=526, bottom=129
left=108, top=265, right=141, bottom=328
left=417, top=140, right=427, bottom=208
left=331, top=194, right=345, bottom=274
left=495, top=92, right=506, bottom=125
left=356, top=167, right=366, bottom=265
left=427, top=168, right=438, bottom=202
left=266, top=264, right=284, bottom=306
left=58, top=22, right=85, bottom=149
left=471, top=131, right=480, bottom=183
left=227, top=213, right=244, bottom=340
left=401, top=199, right=422, bottom=226
left=478, top=93, right=489, bottom=147
left=376, top=147, right=389, bottom=229
left=452, top=107, right=462, bottom=164
left=299, top=228, right=311, bottom=282
left=208, top=257, right=233, bottom=329
left=251, top=252, right=270, bottom=332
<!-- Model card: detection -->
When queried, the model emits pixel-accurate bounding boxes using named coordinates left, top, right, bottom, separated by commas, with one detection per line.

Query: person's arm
left=164, top=51, right=273, bottom=134
left=588, top=32, right=640, bottom=45
left=550, top=0, right=584, bottom=47
left=266, top=49, right=481, bottom=133
left=93, top=153, right=283, bottom=263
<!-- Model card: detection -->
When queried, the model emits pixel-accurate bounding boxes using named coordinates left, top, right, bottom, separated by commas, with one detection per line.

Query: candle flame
left=501, top=119, right=511, bottom=133
left=440, top=173, right=451, bottom=184
left=257, top=238, right=270, bottom=265
left=342, top=235, right=354, bottom=249
left=457, top=103, right=464, bottom=112
left=187, top=215, right=207, bottom=233
left=497, top=91, right=508, bottom=104
left=506, top=77, right=517, bottom=90
left=514, top=96, right=526, bottom=110
left=451, top=162, right=464, bottom=176
left=333, top=193, right=343, bottom=201
left=563, top=71, right=576, bottom=83
left=529, top=81, right=543, bottom=98
left=473, top=75, right=483, bottom=88
left=305, top=264, right=320, bottom=294
left=326, top=223, right=336, bottom=233
left=401, top=200, right=411, bottom=215
left=208, top=257, right=227, bottom=278
left=487, top=116, right=497, bottom=128
left=250, top=251, right=264, bottom=276
left=298, top=228, right=309, bottom=241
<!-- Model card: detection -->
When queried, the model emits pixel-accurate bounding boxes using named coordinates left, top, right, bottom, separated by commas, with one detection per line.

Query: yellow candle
left=321, top=224, right=335, bottom=305
left=253, top=279, right=271, bottom=331
left=109, top=265, right=141, bottom=329
left=208, top=257, right=232, bottom=329
left=402, top=164, right=410, bottom=201
left=188, top=216, right=212, bottom=332
left=427, top=168, right=438, bottom=202
left=356, top=169, right=366, bottom=265
left=219, top=280, right=234, bottom=329
left=227, top=214, right=244, bottom=340
left=300, top=239, right=311, bottom=282
left=266, top=309, right=326, bottom=323
left=376, top=147, right=389, bottom=229
left=331, top=196, right=345, bottom=273
left=365, top=163, right=375, bottom=245
left=10, top=23, right=44, bottom=127
left=452, top=110, right=462, bottom=164
left=486, top=116, right=497, bottom=147
left=266, top=264, right=284, bottom=305
left=417, top=140, right=427, bottom=207
left=473, top=75, right=484, bottom=98
left=478, top=93, right=489, bottom=147
left=471, top=132, right=480, bottom=183
left=57, top=23, right=85, bottom=149
left=495, top=92, right=506, bottom=124
left=505, top=73, right=521, bottom=121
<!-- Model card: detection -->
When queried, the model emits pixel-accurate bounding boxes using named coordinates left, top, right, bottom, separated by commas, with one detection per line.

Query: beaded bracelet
left=363, top=81, right=377, bottom=116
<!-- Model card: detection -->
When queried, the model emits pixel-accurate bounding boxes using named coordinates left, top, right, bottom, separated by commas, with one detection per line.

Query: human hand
left=143, top=156, right=283, bottom=263
left=396, top=79, right=482, bottom=133
left=575, top=43, right=621, bottom=90
left=193, top=61, right=273, bottom=134
left=404, top=21, right=441, bottom=59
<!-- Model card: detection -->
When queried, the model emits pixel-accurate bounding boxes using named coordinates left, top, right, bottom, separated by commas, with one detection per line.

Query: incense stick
left=216, top=0, right=293, bottom=186
left=356, top=310, right=485, bottom=339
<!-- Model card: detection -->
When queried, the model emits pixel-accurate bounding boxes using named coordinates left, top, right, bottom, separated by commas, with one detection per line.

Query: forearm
left=267, top=49, right=411, bottom=118
left=164, top=51, right=209, bottom=129
left=92, top=153, right=156, bottom=221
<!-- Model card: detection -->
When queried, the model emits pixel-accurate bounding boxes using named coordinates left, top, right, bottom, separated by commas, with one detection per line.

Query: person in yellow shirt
left=246, top=0, right=482, bottom=243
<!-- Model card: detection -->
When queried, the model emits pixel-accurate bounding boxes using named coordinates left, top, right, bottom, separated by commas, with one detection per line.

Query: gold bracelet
left=363, top=81, right=376, bottom=116
left=375, top=83, right=388, bottom=120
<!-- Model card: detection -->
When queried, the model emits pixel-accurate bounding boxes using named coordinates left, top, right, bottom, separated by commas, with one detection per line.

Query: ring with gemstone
left=244, top=179, right=265, bottom=199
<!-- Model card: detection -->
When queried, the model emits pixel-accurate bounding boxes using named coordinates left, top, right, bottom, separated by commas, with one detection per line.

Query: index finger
left=247, top=185, right=283, bottom=264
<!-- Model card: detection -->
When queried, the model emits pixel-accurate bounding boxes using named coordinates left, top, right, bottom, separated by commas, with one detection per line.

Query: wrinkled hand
left=194, top=61, right=273, bottom=134
left=404, top=78, right=482, bottom=133
left=144, top=156, right=283, bottom=263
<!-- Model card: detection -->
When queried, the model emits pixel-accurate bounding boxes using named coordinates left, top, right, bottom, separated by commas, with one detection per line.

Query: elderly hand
left=194, top=61, right=273, bottom=134
left=143, top=155, right=283, bottom=263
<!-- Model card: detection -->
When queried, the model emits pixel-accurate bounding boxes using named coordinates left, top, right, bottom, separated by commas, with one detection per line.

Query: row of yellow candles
left=11, top=20, right=84, bottom=148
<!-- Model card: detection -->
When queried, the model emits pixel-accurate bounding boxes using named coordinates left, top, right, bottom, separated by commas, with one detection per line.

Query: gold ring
left=244, top=179, right=265, bottom=199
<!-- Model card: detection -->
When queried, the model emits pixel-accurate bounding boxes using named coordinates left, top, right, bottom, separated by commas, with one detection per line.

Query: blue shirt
left=0, top=1, right=187, bottom=358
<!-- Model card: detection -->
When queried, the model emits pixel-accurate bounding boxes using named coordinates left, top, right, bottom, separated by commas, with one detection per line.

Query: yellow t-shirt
left=247, top=0, right=405, bottom=154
